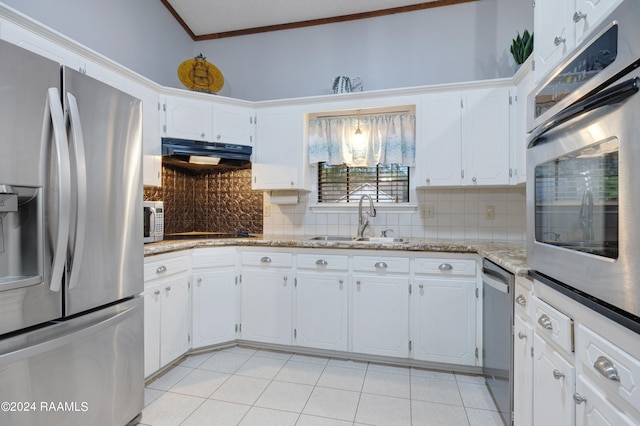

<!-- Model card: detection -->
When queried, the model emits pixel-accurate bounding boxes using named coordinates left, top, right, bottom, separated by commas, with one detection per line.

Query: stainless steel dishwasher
left=482, top=258, right=514, bottom=426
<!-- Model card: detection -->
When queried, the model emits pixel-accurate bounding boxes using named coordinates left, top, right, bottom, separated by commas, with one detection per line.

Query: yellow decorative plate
left=177, top=54, right=224, bottom=93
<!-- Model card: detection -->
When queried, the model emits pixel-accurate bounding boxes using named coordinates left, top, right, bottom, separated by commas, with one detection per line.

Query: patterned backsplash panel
left=144, top=165, right=263, bottom=235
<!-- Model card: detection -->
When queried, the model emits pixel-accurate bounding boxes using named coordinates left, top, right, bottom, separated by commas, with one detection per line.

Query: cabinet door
left=417, top=92, right=463, bottom=186
left=514, top=64, right=535, bottom=184
left=514, top=314, right=534, bottom=426
left=351, top=275, right=409, bottom=358
left=463, top=88, right=512, bottom=186
left=163, top=95, right=210, bottom=141
left=412, top=278, right=476, bottom=365
left=534, top=0, right=575, bottom=82
left=575, top=375, right=639, bottom=426
left=143, top=285, right=161, bottom=378
left=533, top=333, right=575, bottom=426
left=574, top=0, right=623, bottom=43
left=160, top=274, right=190, bottom=367
left=192, top=269, right=237, bottom=348
left=252, top=105, right=306, bottom=190
left=296, top=272, right=348, bottom=351
left=212, top=104, right=254, bottom=146
left=241, top=270, right=293, bottom=345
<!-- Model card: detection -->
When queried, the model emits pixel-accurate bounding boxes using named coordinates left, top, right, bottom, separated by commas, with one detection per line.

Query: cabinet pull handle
left=156, top=265, right=167, bottom=274
left=260, top=256, right=272, bottom=264
left=419, top=284, right=425, bottom=289
left=472, top=177, right=477, bottom=183
left=573, top=393, right=587, bottom=404
left=538, top=314, right=553, bottom=330
left=316, top=259, right=328, bottom=266
left=197, top=278, right=202, bottom=284
left=518, top=332, right=527, bottom=340
left=165, top=286, right=171, bottom=292
left=374, top=262, right=388, bottom=269
left=426, top=177, right=430, bottom=184
left=200, top=132, right=205, bottom=138
left=356, top=280, right=361, bottom=286
left=553, top=369, right=564, bottom=380
left=516, top=295, right=527, bottom=307
left=439, top=263, right=453, bottom=271
left=573, top=10, right=586, bottom=23
left=154, top=290, right=160, bottom=296
left=283, top=276, right=288, bottom=283
left=554, top=36, right=566, bottom=46
left=217, top=134, right=221, bottom=140
left=593, top=356, right=621, bottom=382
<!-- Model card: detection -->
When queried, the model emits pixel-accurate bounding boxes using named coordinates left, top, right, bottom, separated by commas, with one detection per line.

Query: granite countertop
left=145, top=236, right=529, bottom=276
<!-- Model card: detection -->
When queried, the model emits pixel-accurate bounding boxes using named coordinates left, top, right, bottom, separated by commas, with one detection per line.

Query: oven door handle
left=528, top=77, right=639, bottom=148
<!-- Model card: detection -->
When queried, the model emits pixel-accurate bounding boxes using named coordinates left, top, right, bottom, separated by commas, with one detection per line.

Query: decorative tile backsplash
left=144, top=165, right=263, bottom=235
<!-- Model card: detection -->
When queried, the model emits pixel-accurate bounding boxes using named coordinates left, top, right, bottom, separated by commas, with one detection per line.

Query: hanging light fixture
left=352, top=109, right=367, bottom=162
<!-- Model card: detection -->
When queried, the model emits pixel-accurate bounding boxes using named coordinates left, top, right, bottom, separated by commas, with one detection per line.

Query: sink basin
left=308, top=236, right=354, bottom=241
left=354, top=237, right=408, bottom=243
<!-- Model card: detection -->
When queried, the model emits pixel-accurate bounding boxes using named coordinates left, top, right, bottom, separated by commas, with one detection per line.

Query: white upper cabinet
left=534, top=0, right=623, bottom=82
left=252, top=104, right=308, bottom=191
left=129, top=82, right=161, bottom=187
left=417, top=85, right=512, bottom=187
left=212, top=104, right=255, bottom=146
left=162, top=95, right=211, bottom=141
left=512, top=58, right=535, bottom=184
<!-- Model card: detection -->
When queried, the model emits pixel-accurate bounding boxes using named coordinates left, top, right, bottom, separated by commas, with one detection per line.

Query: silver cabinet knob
left=283, top=276, right=288, bottom=282
left=374, top=262, right=388, bottom=269
left=553, top=369, right=564, bottom=380
left=426, top=177, right=430, bottom=184
left=554, top=36, right=566, bottom=46
left=316, top=259, right=328, bottom=266
left=419, top=284, right=425, bottom=289
left=516, top=295, right=527, bottom=307
left=538, top=314, right=553, bottom=330
left=200, top=132, right=205, bottom=138
left=573, top=392, right=587, bottom=404
left=472, top=177, right=477, bottom=183
left=594, top=356, right=620, bottom=382
left=217, top=134, right=221, bottom=140
left=356, top=280, right=361, bottom=286
left=260, top=256, right=272, bottom=264
left=573, top=10, right=586, bottom=23
left=156, top=265, right=167, bottom=274
left=165, top=286, right=171, bottom=292
left=339, top=279, right=344, bottom=285
left=154, top=290, right=160, bottom=296
left=197, top=278, right=202, bottom=284
left=518, top=332, right=527, bottom=340
left=439, top=263, right=453, bottom=271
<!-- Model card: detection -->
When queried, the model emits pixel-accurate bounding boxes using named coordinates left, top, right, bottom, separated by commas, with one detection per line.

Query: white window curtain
left=308, top=113, right=416, bottom=167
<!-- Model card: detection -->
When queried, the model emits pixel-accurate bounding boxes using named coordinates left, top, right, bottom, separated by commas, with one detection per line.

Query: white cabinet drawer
left=297, top=253, right=348, bottom=271
left=241, top=251, right=293, bottom=268
left=576, top=324, right=640, bottom=410
left=533, top=296, right=574, bottom=354
left=144, top=253, right=190, bottom=282
left=192, top=247, right=237, bottom=268
left=414, top=258, right=476, bottom=276
left=352, top=256, right=409, bottom=274
left=514, top=277, right=533, bottom=319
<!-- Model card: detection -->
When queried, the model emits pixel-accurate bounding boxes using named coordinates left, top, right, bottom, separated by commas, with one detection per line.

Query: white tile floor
left=137, top=346, right=505, bottom=426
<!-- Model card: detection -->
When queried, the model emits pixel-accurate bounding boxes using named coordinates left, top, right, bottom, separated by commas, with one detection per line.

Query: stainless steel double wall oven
left=527, top=0, right=640, bottom=327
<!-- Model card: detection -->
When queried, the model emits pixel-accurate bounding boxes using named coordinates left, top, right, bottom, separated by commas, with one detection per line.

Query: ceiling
left=162, top=0, right=475, bottom=40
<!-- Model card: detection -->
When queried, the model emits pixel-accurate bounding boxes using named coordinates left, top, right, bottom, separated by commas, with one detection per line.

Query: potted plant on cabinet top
left=510, top=29, right=533, bottom=66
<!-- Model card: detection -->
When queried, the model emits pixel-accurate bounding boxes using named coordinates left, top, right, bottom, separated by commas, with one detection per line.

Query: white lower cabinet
left=192, top=269, right=237, bottom=348
left=351, top=275, right=410, bottom=358
left=412, top=277, right=476, bottom=365
left=575, top=375, right=638, bottom=426
left=533, top=332, right=575, bottom=426
left=295, top=272, right=348, bottom=351
left=143, top=253, right=191, bottom=378
left=241, top=269, right=293, bottom=345
left=514, top=314, right=533, bottom=426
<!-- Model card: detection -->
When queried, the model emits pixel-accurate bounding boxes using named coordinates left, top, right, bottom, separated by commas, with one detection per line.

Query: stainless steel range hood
left=162, top=137, right=252, bottom=170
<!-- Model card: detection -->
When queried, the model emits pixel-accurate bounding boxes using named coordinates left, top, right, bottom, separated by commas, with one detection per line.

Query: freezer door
left=63, top=68, right=143, bottom=316
left=0, top=297, right=144, bottom=426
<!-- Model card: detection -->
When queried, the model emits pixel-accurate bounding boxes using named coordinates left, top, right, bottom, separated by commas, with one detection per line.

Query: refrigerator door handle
left=66, top=93, right=87, bottom=290
left=44, top=87, right=71, bottom=292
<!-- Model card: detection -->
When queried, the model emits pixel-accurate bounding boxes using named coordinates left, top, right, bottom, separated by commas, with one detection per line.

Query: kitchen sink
left=354, top=237, right=408, bottom=243
left=308, top=235, right=354, bottom=241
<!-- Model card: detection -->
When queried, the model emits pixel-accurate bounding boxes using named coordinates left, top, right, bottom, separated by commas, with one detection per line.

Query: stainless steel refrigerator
left=0, top=39, right=144, bottom=425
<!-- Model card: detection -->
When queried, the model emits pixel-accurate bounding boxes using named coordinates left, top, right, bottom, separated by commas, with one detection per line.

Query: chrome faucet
left=357, top=194, right=376, bottom=238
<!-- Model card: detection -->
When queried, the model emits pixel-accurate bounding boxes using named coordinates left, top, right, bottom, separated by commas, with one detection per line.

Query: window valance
left=308, top=113, right=416, bottom=167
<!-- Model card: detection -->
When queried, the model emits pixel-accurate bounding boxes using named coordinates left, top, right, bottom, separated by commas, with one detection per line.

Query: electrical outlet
left=421, top=204, right=435, bottom=218
left=485, top=205, right=495, bottom=220
left=264, top=203, right=272, bottom=217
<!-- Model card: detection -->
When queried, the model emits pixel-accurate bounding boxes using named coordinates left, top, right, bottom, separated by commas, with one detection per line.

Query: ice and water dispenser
left=0, top=184, right=43, bottom=290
